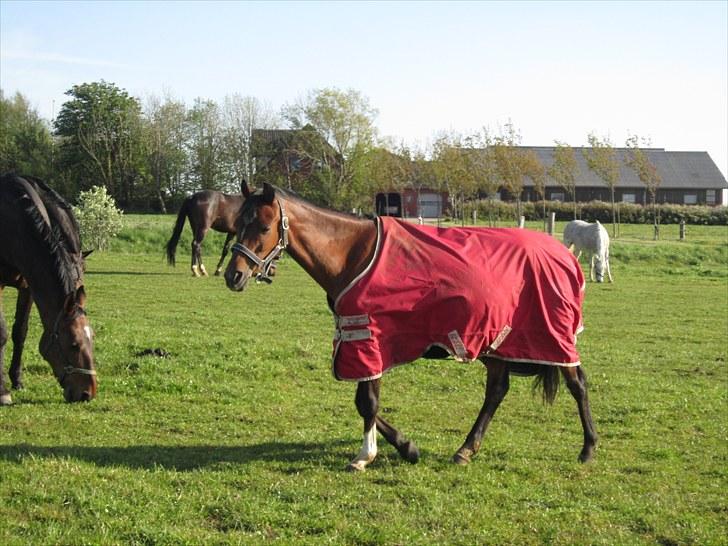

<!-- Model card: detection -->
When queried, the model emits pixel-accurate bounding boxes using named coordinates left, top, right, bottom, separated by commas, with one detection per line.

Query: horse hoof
left=0, top=394, right=13, bottom=406
left=346, top=461, right=367, bottom=472
left=578, top=447, right=596, bottom=463
left=214, top=269, right=222, bottom=276
left=452, top=449, right=472, bottom=465
left=398, top=441, right=420, bottom=464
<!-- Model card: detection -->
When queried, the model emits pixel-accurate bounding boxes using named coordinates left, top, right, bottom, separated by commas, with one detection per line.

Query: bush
left=473, top=199, right=728, bottom=225
left=72, top=186, right=124, bottom=251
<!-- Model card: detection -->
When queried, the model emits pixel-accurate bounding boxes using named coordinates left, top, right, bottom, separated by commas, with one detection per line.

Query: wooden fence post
left=518, top=216, right=525, bottom=228
left=679, top=220, right=686, bottom=241
left=547, top=212, right=556, bottom=235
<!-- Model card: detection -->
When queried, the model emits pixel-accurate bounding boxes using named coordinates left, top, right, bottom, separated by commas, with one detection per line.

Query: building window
left=551, top=192, right=565, bottom=202
left=683, top=193, right=697, bottom=205
left=622, top=193, right=636, bottom=203
left=706, top=190, right=716, bottom=205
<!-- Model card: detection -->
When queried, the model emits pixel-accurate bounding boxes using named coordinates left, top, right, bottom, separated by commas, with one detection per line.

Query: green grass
left=1, top=218, right=726, bottom=545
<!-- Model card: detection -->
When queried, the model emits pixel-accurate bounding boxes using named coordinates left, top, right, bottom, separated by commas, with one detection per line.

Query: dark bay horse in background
left=0, top=174, right=97, bottom=404
left=224, top=182, right=597, bottom=471
left=166, top=190, right=244, bottom=277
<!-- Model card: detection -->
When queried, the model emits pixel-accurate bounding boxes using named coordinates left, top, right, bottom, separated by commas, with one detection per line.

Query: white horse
left=563, top=220, right=613, bottom=283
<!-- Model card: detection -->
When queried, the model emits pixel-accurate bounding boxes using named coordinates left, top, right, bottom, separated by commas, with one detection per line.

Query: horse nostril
left=233, top=271, right=243, bottom=285
left=81, top=391, right=91, bottom=402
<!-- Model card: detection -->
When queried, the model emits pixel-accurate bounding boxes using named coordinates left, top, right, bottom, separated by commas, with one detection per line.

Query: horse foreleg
left=214, top=233, right=234, bottom=276
left=560, top=366, right=597, bottom=462
left=606, top=254, right=614, bottom=283
left=375, top=415, right=420, bottom=463
left=589, top=255, right=597, bottom=282
left=0, top=294, right=11, bottom=406
left=9, top=287, right=31, bottom=390
left=348, top=379, right=380, bottom=471
left=454, top=359, right=510, bottom=465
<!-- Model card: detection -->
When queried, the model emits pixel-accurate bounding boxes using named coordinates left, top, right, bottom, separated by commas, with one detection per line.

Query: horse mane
left=259, top=184, right=368, bottom=223
left=1, top=174, right=83, bottom=295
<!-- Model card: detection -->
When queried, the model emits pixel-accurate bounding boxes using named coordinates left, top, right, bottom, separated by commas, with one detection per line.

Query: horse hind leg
left=560, top=366, right=597, bottom=462
left=348, top=379, right=380, bottom=471
left=9, top=287, right=31, bottom=390
left=454, top=359, right=509, bottom=464
left=0, top=294, right=12, bottom=406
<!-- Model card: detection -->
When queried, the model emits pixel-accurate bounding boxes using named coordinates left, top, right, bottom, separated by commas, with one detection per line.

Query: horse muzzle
left=225, top=268, right=251, bottom=292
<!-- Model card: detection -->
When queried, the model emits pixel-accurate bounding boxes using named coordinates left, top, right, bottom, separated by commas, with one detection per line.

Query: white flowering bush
left=72, top=186, right=124, bottom=251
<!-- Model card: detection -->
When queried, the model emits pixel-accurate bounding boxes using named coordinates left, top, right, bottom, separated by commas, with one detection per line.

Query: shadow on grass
left=0, top=440, right=356, bottom=472
left=86, top=270, right=176, bottom=276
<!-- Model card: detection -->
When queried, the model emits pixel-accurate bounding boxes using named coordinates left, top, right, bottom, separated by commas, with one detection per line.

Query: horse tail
left=166, top=198, right=190, bottom=266
left=532, top=366, right=560, bottom=405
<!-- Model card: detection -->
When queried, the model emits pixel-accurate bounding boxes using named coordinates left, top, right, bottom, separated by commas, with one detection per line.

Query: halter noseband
left=49, top=306, right=97, bottom=386
left=231, top=198, right=289, bottom=284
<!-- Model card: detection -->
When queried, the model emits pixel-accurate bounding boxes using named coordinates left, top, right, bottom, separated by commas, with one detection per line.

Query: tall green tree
left=492, top=122, right=527, bottom=222
left=549, top=141, right=579, bottom=219
left=144, top=93, right=188, bottom=212
left=432, top=132, right=479, bottom=225
left=54, top=81, right=146, bottom=206
left=522, top=149, right=547, bottom=228
left=186, top=98, right=224, bottom=191
left=625, top=134, right=662, bottom=239
left=282, top=88, right=377, bottom=210
left=584, top=133, right=620, bottom=236
left=221, top=94, right=280, bottom=189
left=0, top=90, right=54, bottom=180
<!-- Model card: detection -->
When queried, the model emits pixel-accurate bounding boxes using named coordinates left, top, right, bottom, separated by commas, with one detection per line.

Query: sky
left=1, top=0, right=727, bottom=178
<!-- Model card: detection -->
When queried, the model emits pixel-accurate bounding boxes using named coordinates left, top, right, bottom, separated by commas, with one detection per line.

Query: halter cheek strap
left=231, top=199, right=290, bottom=284
left=49, top=307, right=97, bottom=386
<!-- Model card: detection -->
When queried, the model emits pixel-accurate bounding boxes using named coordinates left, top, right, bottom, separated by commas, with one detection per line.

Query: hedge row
left=470, top=200, right=728, bottom=225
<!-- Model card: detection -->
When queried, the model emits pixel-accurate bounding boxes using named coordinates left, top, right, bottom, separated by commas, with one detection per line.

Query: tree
left=282, top=88, right=377, bottom=210
left=492, top=122, right=527, bottom=223
left=625, top=134, right=662, bottom=239
left=432, top=131, right=479, bottom=225
left=0, top=90, right=55, bottom=180
left=584, top=133, right=620, bottom=237
left=522, top=149, right=547, bottom=229
left=54, top=81, right=146, bottom=206
left=221, top=94, right=280, bottom=188
left=549, top=141, right=578, bottom=219
left=362, top=141, right=412, bottom=215
left=144, top=93, right=188, bottom=212
left=186, top=98, right=225, bottom=191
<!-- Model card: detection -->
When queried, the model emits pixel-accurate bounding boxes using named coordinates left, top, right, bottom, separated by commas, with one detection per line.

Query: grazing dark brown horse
left=0, top=174, right=97, bottom=404
left=225, top=182, right=597, bottom=470
left=166, top=190, right=245, bottom=277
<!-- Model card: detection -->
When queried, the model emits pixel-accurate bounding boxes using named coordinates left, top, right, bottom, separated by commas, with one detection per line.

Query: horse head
left=225, top=180, right=287, bottom=292
left=39, top=285, right=97, bottom=402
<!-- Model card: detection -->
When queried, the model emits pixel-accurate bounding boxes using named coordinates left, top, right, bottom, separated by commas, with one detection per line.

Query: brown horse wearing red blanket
left=225, top=182, right=597, bottom=470
left=166, top=190, right=245, bottom=277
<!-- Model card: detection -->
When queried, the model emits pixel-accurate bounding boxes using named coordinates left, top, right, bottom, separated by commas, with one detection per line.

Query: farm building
left=376, top=146, right=727, bottom=217
left=515, top=146, right=727, bottom=206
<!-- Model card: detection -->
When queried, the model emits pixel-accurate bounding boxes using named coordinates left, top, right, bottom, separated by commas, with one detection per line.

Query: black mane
left=1, top=174, right=83, bottom=295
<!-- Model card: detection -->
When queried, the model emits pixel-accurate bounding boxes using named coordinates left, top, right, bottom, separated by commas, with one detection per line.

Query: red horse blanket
left=332, top=217, right=585, bottom=381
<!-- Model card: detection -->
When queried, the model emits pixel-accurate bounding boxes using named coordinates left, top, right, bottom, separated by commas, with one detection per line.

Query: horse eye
left=261, top=225, right=271, bottom=234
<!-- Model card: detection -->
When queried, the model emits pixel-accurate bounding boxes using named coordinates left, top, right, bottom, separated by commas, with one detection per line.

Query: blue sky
left=2, top=1, right=726, bottom=176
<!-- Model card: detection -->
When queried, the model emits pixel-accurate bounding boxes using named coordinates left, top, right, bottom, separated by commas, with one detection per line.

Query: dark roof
left=520, top=146, right=727, bottom=189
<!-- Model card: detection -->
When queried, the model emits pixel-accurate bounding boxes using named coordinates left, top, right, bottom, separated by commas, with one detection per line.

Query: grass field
left=1, top=216, right=726, bottom=545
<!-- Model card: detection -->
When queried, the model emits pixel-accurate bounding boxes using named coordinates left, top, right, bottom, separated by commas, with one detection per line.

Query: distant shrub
left=73, top=186, right=124, bottom=251
left=473, top=199, right=727, bottom=225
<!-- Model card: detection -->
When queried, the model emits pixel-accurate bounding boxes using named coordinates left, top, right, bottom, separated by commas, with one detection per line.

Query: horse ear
left=262, top=182, right=275, bottom=204
left=63, top=292, right=76, bottom=316
left=241, top=179, right=251, bottom=198
left=76, top=286, right=87, bottom=307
